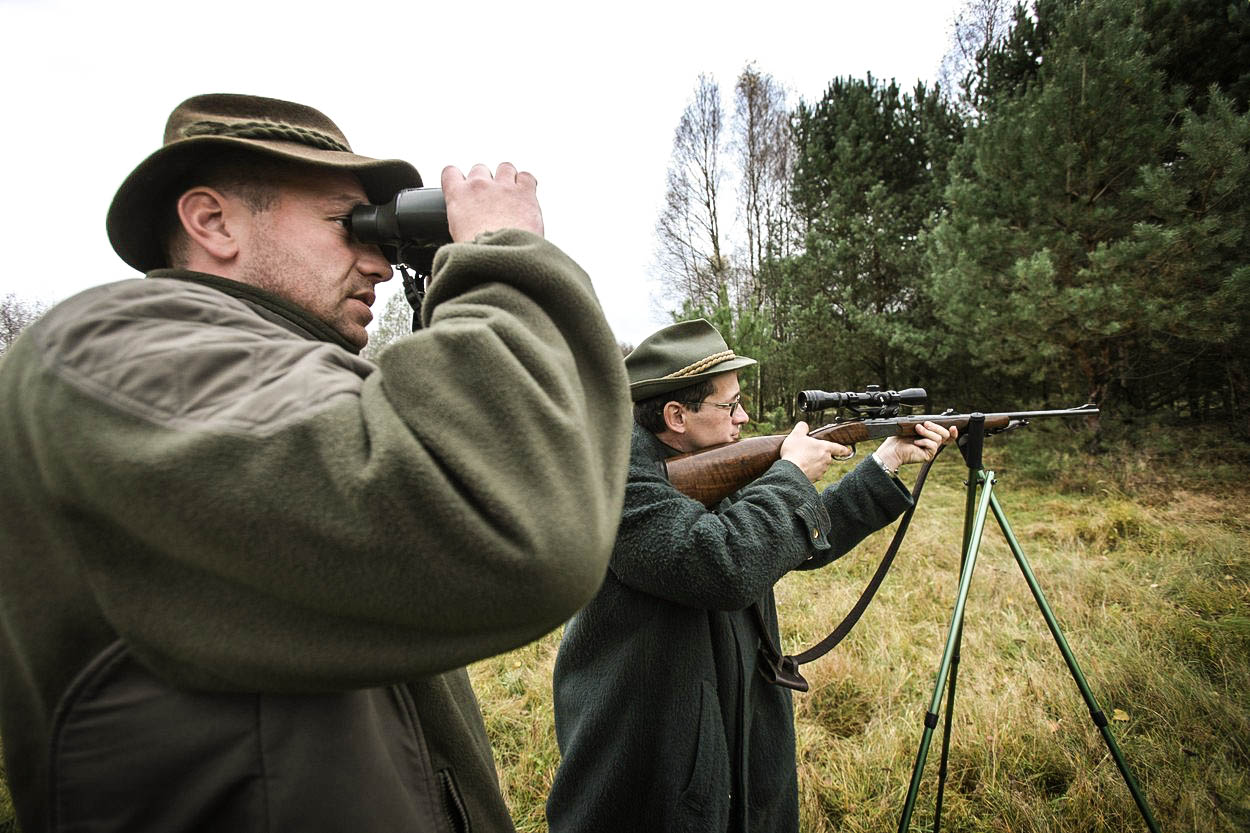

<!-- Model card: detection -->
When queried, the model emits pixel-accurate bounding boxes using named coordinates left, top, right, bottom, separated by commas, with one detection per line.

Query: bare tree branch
left=0, top=294, right=48, bottom=356
left=937, top=0, right=1015, bottom=110
left=733, top=64, right=795, bottom=294
left=654, top=74, right=729, bottom=309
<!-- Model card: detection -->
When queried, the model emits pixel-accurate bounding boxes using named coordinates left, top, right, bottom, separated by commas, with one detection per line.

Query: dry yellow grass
left=473, top=422, right=1250, bottom=832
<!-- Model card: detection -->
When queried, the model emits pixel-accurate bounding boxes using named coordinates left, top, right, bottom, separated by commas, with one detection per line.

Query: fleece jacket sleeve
left=608, top=428, right=912, bottom=611
left=3, top=230, right=630, bottom=692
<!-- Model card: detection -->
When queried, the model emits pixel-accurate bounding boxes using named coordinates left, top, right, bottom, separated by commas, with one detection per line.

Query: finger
left=441, top=165, right=465, bottom=188
left=495, top=162, right=518, bottom=182
left=466, top=163, right=494, bottom=181
left=830, top=443, right=852, bottom=459
left=792, top=421, right=809, bottom=435
left=516, top=169, right=538, bottom=190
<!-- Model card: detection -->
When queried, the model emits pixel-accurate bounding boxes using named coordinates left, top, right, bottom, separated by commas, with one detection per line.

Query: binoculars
left=349, top=187, right=451, bottom=268
left=348, top=187, right=451, bottom=331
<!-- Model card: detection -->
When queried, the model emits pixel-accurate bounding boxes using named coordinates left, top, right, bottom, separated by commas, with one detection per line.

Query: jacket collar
left=146, top=269, right=360, bottom=354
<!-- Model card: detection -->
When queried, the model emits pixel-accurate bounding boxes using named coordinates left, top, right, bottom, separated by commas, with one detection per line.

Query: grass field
left=2, top=420, right=1247, bottom=831
left=472, top=419, right=1250, bottom=832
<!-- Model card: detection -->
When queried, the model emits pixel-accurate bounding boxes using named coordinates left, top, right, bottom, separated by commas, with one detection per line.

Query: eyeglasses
left=682, top=395, right=744, bottom=418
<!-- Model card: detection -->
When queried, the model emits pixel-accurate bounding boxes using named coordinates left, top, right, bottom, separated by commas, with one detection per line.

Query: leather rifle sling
left=756, top=446, right=945, bottom=692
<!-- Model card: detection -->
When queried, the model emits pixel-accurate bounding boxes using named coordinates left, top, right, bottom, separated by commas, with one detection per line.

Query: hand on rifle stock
left=781, top=421, right=852, bottom=483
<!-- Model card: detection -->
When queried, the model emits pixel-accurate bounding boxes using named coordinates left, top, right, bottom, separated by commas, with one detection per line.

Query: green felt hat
left=107, top=93, right=422, bottom=272
left=625, top=319, right=757, bottom=401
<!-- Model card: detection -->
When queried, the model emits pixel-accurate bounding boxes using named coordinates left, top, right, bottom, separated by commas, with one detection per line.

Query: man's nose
left=358, top=245, right=394, bottom=283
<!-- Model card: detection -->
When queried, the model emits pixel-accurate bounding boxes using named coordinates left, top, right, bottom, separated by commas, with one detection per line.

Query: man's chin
left=336, top=309, right=374, bottom=350
left=339, top=323, right=369, bottom=351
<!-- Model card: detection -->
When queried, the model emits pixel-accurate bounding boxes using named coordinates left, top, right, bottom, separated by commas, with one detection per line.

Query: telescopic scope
left=796, top=386, right=927, bottom=412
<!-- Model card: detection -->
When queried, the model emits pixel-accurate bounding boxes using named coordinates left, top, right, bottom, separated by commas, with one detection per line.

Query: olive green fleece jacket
left=0, top=230, right=630, bottom=833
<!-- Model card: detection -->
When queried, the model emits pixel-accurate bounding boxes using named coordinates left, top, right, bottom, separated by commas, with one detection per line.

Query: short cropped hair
left=633, top=377, right=717, bottom=434
left=161, top=151, right=320, bottom=268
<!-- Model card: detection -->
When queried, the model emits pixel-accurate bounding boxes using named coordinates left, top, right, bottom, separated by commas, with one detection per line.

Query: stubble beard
left=236, top=230, right=367, bottom=350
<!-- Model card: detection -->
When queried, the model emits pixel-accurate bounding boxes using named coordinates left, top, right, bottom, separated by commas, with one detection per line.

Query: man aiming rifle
left=545, top=318, right=955, bottom=833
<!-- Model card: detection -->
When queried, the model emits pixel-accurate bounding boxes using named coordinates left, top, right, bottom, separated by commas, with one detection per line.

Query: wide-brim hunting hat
left=626, top=318, right=757, bottom=401
left=107, top=93, right=422, bottom=273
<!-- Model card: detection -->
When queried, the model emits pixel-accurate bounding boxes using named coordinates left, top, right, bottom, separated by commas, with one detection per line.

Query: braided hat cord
left=662, top=349, right=737, bottom=380
left=183, top=120, right=351, bottom=153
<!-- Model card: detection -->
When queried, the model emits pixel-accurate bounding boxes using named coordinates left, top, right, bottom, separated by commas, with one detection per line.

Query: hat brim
left=629, top=355, right=758, bottom=401
left=106, top=136, right=422, bottom=273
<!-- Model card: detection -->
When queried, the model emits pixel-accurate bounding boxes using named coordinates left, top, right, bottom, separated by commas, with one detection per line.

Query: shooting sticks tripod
left=897, top=415, right=1161, bottom=833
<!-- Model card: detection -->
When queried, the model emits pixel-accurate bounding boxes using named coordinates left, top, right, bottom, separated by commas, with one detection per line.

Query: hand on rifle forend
left=780, top=421, right=852, bottom=483
left=876, top=421, right=958, bottom=472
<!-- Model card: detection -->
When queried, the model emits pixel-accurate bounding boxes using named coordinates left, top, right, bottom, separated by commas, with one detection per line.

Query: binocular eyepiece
left=797, top=386, right=927, bottom=413
left=349, top=187, right=452, bottom=267
left=349, top=187, right=453, bottom=331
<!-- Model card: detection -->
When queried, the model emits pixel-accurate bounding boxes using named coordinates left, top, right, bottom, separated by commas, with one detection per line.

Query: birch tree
left=654, top=74, right=729, bottom=310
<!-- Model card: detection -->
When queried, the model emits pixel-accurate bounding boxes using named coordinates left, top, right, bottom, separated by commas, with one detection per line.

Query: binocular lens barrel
left=797, top=387, right=927, bottom=412
left=350, top=187, right=452, bottom=255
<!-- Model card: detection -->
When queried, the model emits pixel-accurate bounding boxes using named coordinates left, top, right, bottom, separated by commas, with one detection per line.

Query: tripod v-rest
left=897, top=415, right=1160, bottom=833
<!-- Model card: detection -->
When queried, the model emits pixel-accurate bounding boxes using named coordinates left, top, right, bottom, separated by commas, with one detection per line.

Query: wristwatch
left=872, top=451, right=897, bottom=477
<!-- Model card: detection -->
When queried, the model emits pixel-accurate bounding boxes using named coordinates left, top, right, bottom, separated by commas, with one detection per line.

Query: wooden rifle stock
left=665, top=405, right=1098, bottom=508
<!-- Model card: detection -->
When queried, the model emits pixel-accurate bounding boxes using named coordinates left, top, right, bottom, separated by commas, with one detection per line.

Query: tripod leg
left=934, top=468, right=982, bottom=832
left=899, top=471, right=996, bottom=833
left=933, top=641, right=961, bottom=833
left=989, top=492, right=1162, bottom=833
left=933, top=645, right=961, bottom=833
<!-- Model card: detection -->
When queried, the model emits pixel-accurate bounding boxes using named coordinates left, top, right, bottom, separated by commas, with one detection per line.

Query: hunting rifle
left=666, top=388, right=1098, bottom=507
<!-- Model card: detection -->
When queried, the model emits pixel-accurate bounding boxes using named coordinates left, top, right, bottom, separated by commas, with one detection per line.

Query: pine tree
left=768, top=75, right=961, bottom=404
left=1141, top=0, right=1250, bottom=114
left=926, top=0, right=1187, bottom=411
left=1123, top=89, right=1250, bottom=418
left=926, top=0, right=1250, bottom=420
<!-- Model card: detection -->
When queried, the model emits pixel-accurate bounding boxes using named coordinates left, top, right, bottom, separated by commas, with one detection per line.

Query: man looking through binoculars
left=0, top=93, right=630, bottom=833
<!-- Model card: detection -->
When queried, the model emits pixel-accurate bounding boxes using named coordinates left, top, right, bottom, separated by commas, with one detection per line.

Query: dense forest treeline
left=652, top=0, right=1250, bottom=433
left=4, top=0, right=1243, bottom=437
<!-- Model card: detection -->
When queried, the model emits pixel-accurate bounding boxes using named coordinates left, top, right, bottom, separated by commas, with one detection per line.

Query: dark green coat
left=0, top=230, right=630, bottom=833
left=547, top=424, right=912, bottom=833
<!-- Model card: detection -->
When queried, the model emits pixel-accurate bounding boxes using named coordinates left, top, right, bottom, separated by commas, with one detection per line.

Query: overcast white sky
left=1, top=0, right=963, bottom=346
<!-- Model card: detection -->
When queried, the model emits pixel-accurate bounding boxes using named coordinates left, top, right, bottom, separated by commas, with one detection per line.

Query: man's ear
left=661, top=401, right=688, bottom=435
left=176, top=187, right=240, bottom=264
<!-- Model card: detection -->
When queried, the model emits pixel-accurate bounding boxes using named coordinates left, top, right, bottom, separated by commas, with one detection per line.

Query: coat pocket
left=676, top=680, right=730, bottom=829
left=437, top=768, right=470, bottom=833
